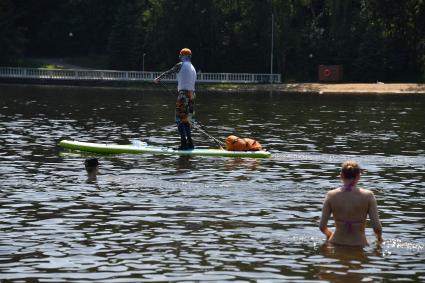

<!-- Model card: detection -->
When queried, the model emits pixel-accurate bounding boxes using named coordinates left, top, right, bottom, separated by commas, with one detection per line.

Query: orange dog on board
left=225, top=135, right=262, bottom=151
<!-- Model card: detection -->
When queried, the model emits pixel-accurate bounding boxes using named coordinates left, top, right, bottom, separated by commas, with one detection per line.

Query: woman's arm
left=319, top=193, right=333, bottom=240
left=368, top=192, right=383, bottom=242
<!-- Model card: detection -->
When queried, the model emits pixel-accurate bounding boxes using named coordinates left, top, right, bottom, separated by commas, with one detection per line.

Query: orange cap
left=179, top=48, right=192, bottom=56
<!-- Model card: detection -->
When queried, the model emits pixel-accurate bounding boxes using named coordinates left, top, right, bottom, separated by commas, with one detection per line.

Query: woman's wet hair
left=85, top=157, right=99, bottom=172
left=341, top=160, right=361, bottom=179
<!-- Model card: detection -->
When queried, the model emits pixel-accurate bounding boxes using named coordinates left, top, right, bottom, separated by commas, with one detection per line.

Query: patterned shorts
left=175, top=90, right=195, bottom=124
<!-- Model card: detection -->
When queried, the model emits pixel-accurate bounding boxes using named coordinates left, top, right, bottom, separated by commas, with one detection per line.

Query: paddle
left=155, top=80, right=225, bottom=150
left=154, top=79, right=176, bottom=97
left=192, top=120, right=225, bottom=149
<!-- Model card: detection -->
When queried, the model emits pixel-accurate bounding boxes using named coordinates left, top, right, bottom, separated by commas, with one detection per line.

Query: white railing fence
left=0, top=67, right=281, bottom=84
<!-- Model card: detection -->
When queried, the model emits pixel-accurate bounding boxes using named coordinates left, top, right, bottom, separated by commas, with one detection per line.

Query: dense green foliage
left=1, top=0, right=424, bottom=82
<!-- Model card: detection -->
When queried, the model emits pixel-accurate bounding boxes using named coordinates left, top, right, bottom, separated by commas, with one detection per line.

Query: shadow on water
left=0, top=84, right=424, bottom=282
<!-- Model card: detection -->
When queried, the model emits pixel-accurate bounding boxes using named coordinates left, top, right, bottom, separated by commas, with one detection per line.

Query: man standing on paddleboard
left=154, top=48, right=197, bottom=150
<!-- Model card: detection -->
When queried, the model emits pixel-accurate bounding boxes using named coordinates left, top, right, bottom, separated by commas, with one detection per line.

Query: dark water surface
left=0, top=84, right=424, bottom=282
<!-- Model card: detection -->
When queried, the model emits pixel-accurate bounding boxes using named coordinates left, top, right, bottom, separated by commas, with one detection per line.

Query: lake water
left=0, top=84, right=424, bottom=282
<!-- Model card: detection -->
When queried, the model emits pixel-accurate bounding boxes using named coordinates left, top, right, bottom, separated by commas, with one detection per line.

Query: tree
left=2, top=0, right=425, bottom=82
left=107, top=0, right=145, bottom=70
left=0, top=0, right=25, bottom=64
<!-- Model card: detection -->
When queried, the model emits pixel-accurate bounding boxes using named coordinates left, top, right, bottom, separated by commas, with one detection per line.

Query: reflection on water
left=0, top=84, right=424, bottom=282
left=317, top=242, right=375, bottom=283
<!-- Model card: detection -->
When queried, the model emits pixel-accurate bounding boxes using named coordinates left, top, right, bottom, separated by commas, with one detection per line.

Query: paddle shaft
left=193, top=121, right=225, bottom=149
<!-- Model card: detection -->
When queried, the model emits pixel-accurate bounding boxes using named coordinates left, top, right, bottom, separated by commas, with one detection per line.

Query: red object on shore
left=319, top=65, right=343, bottom=82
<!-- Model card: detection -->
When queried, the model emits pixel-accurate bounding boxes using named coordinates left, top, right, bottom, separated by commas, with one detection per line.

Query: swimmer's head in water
left=85, top=157, right=99, bottom=173
left=341, top=160, right=361, bottom=180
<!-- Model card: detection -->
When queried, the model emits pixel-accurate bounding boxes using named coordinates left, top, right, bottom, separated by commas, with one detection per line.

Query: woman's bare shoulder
left=359, top=188, right=375, bottom=197
left=326, top=187, right=342, bottom=196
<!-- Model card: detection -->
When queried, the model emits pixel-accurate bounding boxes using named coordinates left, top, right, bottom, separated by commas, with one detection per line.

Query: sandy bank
left=203, top=83, right=425, bottom=95
left=1, top=80, right=425, bottom=95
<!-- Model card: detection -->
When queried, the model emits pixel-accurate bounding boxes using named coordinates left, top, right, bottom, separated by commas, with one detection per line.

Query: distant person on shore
left=85, top=157, right=99, bottom=181
left=319, top=160, right=383, bottom=246
left=154, top=48, right=197, bottom=150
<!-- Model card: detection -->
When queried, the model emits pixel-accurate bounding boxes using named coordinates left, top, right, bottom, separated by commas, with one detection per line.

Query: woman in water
left=319, top=160, right=383, bottom=246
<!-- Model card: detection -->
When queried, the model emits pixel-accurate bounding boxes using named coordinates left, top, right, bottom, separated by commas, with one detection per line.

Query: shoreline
left=1, top=81, right=425, bottom=95
left=204, top=83, right=425, bottom=95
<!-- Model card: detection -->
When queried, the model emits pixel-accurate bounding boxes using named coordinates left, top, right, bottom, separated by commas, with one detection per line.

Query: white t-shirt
left=177, top=61, right=196, bottom=91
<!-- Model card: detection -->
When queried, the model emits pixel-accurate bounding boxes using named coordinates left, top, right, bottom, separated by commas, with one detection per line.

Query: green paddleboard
left=59, top=140, right=271, bottom=158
